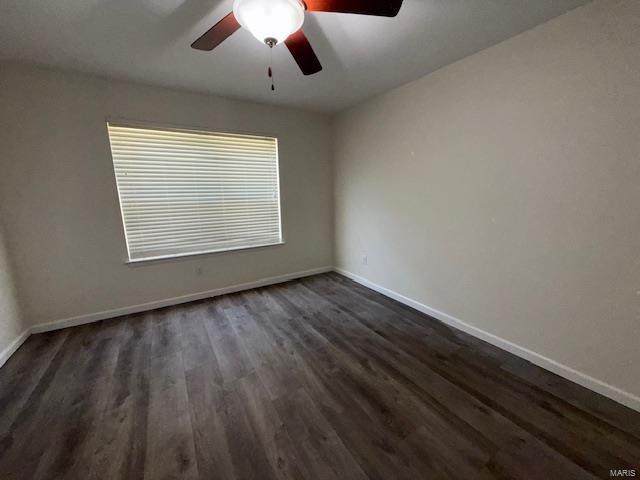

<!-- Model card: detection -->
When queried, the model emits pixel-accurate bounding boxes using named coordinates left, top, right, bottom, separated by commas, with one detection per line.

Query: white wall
left=0, top=221, right=26, bottom=361
left=0, top=63, right=333, bottom=327
left=333, top=0, right=640, bottom=402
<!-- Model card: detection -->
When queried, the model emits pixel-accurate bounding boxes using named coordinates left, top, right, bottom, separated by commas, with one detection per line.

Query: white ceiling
left=0, top=0, right=590, bottom=113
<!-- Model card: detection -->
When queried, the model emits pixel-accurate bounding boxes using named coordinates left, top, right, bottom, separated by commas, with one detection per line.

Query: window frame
left=106, top=119, right=285, bottom=264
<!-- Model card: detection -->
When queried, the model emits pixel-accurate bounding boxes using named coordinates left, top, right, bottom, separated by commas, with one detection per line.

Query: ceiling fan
left=191, top=0, right=404, bottom=77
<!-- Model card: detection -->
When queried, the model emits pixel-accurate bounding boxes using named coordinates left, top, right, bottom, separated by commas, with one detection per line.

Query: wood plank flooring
left=1, top=272, right=638, bottom=479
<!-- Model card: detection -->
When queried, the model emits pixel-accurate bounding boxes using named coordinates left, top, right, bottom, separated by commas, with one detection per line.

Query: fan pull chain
left=268, top=46, right=275, bottom=91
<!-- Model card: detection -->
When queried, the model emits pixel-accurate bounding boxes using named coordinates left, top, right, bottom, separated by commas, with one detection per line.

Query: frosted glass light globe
left=233, top=0, right=305, bottom=45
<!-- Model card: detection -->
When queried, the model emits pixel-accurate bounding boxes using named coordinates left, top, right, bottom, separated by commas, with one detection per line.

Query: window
left=107, top=123, right=282, bottom=262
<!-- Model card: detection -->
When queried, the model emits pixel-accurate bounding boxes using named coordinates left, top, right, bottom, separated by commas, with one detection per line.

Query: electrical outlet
left=196, top=266, right=203, bottom=276
left=362, top=255, right=368, bottom=266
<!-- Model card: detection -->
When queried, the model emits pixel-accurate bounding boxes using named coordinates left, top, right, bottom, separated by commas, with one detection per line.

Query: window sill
left=125, top=241, right=285, bottom=266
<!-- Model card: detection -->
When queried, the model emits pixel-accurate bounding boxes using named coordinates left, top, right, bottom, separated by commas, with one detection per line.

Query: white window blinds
left=107, top=123, right=282, bottom=262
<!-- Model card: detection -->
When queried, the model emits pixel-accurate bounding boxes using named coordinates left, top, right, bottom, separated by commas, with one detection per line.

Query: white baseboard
left=334, top=267, right=640, bottom=413
left=9, top=263, right=640, bottom=413
left=0, top=329, right=30, bottom=369
left=29, top=266, right=333, bottom=334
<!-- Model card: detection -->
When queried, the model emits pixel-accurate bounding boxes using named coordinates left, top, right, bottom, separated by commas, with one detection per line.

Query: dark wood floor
left=0, top=273, right=638, bottom=479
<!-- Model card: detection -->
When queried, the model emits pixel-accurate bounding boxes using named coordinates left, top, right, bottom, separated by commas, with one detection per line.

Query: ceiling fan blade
left=285, top=30, right=323, bottom=76
left=303, top=0, right=403, bottom=17
left=191, top=12, right=240, bottom=51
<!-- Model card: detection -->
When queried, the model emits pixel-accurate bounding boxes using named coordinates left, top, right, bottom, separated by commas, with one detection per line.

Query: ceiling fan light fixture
left=233, top=0, right=305, bottom=45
